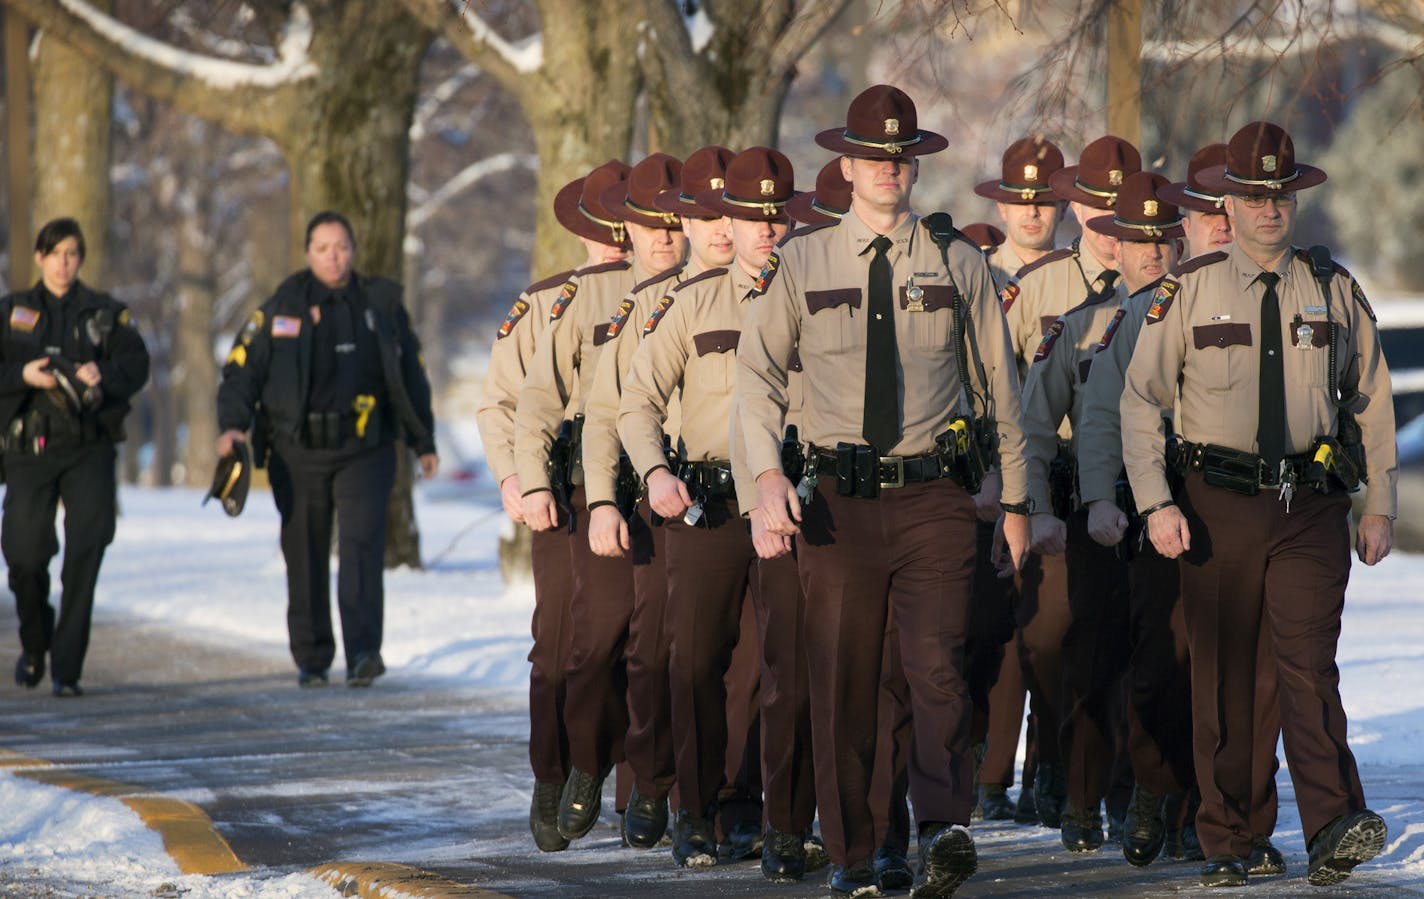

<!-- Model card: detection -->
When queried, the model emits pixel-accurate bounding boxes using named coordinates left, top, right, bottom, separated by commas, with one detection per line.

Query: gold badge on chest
left=905, top=274, right=925, bottom=312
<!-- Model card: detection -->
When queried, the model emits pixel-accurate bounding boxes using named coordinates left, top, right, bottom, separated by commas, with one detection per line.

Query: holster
left=546, top=421, right=573, bottom=504
left=938, top=417, right=984, bottom=495
left=835, top=443, right=880, bottom=498
left=1048, top=442, right=1077, bottom=519
left=614, top=454, right=640, bottom=520
left=781, top=424, right=805, bottom=481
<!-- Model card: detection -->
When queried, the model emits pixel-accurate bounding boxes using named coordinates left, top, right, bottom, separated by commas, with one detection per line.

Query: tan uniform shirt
left=1002, top=239, right=1109, bottom=377
left=1121, top=244, right=1398, bottom=517
left=735, top=208, right=1030, bottom=505
left=986, top=242, right=1032, bottom=292
left=1075, top=284, right=1158, bottom=506
left=475, top=269, right=578, bottom=485
left=513, top=259, right=645, bottom=494
left=1020, top=283, right=1128, bottom=512
left=580, top=262, right=695, bottom=508
left=619, top=265, right=760, bottom=477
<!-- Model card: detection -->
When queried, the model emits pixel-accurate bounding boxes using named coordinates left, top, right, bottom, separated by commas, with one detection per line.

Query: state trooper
left=1022, top=172, right=1184, bottom=857
left=475, top=159, right=630, bottom=852
left=578, top=145, right=761, bottom=852
left=968, top=135, right=1070, bottom=826
left=619, top=146, right=817, bottom=879
left=1121, top=121, right=1396, bottom=888
left=736, top=85, right=1032, bottom=899
left=513, top=153, right=688, bottom=843
left=995, top=134, right=1143, bottom=829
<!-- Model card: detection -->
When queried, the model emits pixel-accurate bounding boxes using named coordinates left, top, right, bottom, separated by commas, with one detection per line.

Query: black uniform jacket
left=0, top=280, right=150, bottom=441
left=216, top=270, right=436, bottom=457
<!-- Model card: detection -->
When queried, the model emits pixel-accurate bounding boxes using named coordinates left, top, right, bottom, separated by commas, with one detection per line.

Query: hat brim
left=1195, top=163, right=1327, bottom=197
left=601, top=182, right=681, bottom=230
left=973, top=178, right=1062, bottom=204
left=204, top=441, right=252, bottom=518
left=785, top=192, right=844, bottom=226
left=652, top=187, right=722, bottom=219
left=1156, top=181, right=1226, bottom=214
left=1046, top=166, right=1126, bottom=209
left=1085, top=212, right=1185, bottom=242
left=814, top=127, right=948, bottom=159
left=553, top=178, right=629, bottom=247
left=693, top=188, right=803, bottom=221
left=46, top=359, right=86, bottom=416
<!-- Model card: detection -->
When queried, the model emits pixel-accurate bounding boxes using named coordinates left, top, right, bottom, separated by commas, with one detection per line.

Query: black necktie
left=1256, top=271, right=1285, bottom=471
left=862, top=235, right=899, bottom=452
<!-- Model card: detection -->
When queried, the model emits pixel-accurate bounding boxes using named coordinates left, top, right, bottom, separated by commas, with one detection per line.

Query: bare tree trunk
left=177, top=139, right=218, bottom=487
left=31, top=0, right=112, bottom=285
left=4, top=8, right=33, bottom=289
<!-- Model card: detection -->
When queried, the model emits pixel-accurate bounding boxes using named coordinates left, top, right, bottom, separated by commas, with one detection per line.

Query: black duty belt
left=677, top=460, right=735, bottom=502
left=1172, top=441, right=1312, bottom=495
left=812, top=445, right=956, bottom=490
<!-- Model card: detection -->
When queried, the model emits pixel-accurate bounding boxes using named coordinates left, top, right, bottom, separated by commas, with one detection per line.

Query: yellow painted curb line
left=309, top=862, right=513, bottom=898
left=1, top=749, right=245, bottom=875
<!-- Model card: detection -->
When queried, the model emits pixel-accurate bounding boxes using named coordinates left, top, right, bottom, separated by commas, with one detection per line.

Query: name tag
left=1210, top=314, right=1231, bottom=321
left=1304, top=305, right=1327, bottom=315
left=335, top=342, right=356, bottom=354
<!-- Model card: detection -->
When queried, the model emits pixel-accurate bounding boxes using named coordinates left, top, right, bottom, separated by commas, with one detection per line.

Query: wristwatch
left=1000, top=499, right=1034, bottom=515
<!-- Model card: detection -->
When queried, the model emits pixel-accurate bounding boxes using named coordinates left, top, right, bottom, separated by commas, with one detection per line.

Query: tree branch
left=395, top=0, right=539, bottom=95
left=5, top=0, right=309, bottom=135
left=765, top=0, right=851, bottom=77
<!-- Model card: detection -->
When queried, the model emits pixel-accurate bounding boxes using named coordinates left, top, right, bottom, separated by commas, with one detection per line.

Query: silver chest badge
left=1296, top=323, right=1314, bottom=348
left=905, top=275, right=925, bottom=313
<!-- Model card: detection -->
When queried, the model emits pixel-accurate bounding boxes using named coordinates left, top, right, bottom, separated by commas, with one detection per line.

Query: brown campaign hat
left=1197, top=121, right=1326, bottom=196
left=1048, top=135, right=1142, bottom=209
left=654, top=146, right=735, bottom=218
left=974, top=136, right=1065, bottom=203
left=961, top=222, right=1006, bottom=250
left=694, top=146, right=799, bottom=221
left=814, top=84, right=948, bottom=159
left=603, top=153, right=684, bottom=229
left=786, top=159, right=852, bottom=226
left=1158, top=143, right=1229, bottom=213
left=553, top=159, right=631, bottom=247
left=1085, top=172, right=1184, bottom=242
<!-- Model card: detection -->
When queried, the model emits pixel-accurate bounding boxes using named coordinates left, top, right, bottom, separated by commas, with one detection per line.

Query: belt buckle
left=879, top=455, right=904, bottom=489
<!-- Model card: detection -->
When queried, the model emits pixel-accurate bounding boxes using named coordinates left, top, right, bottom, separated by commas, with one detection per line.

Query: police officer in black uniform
left=2, top=218, right=150, bottom=697
left=215, top=211, right=437, bottom=688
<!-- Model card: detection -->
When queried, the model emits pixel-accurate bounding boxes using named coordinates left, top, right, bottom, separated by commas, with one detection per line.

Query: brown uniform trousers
left=966, top=521, right=1028, bottom=790
left=872, top=609, right=913, bottom=855
left=623, top=498, right=675, bottom=798
left=1177, top=472, right=1359, bottom=857
left=529, top=521, right=576, bottom=784
left=799, top=478, right=978, bottom=866
left=1016, top=551, right=1070, bottom=771
left=1060, top=506, right=1132, bottom=809
left=663, top=497, right=803, bottom=828
left=562, top=485, right=634, bottom=778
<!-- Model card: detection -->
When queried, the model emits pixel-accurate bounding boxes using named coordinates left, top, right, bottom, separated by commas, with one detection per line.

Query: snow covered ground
left=0, top=471, right=1421, bottom=896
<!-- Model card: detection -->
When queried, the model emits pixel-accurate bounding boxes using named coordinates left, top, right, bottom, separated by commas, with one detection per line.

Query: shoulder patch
left=240, top=309, right=264, bottom=345
left=575, top=259, right=632, bottom=277
left=605, top=297, right=637, bottom=341
left=674, top=267, right=727, bottom=293
left=1095, top=308, right=1127, bottom=353
left=117, top=308, right=133, bottom=328
left=1144, top=278, right=1180, bottom=325
left=496, top=298, right=531, bottom=339
left=1033, top=318, right=1065, bottom=362
left=643, top=293, right=677, bottom=335
left=225, top=344, right=247, bottom=368
left=526, top=268, right=577, bottom=294
left=1350, top=278, right=1376, bottom=322
left=633, top=264, right=684, bottom=294
left=548, top=279, right=579, bottom=322
left=1013, top=247, right=1074, bottom=281
left=1176, top=250, right=1228, bottom=276
left=753, top=252, right=780, bottom=296
left=999, top=280, right=1021, bottom=313
left=272, top=314, right=302, bottom=338
left=9, top=305, right=39, bottom=333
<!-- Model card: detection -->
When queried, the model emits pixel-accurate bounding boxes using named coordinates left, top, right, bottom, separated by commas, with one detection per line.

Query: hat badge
left=884, top=117, right=900, bottom=136
left=1262, top=155, right=1278, bottom=173
left=1024, top=164, right=1039, bottom=182
left=710, top=177, right=725, bottom=190
left=1143, top=199, right=1159, bottom=217
left=1109, top=169, right=1124, bottom=186
left=759, top=179, right=776, bottom=197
